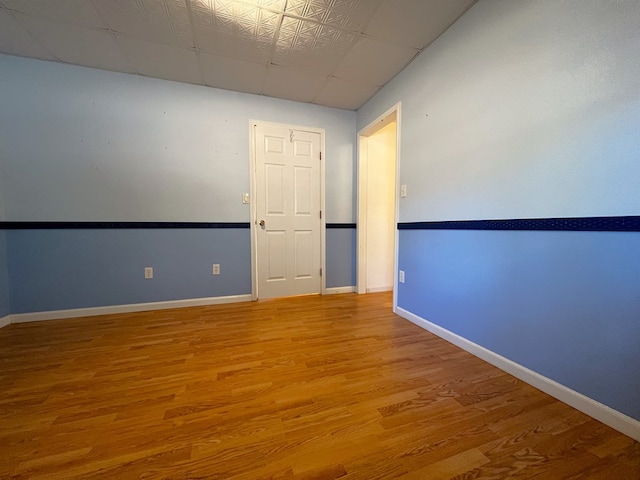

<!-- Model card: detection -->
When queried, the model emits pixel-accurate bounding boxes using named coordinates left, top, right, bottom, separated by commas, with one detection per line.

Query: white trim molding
left=366, top=286, right=392, bottom=293
left=396, top=307, right=640, bottom=442
left=357, top=102, right=401, bottom=304
left=0, top=315, right=10, bottom=329
left=325, top=286, right=356, bottom=295
left=8, top=294, right=253, bottom=324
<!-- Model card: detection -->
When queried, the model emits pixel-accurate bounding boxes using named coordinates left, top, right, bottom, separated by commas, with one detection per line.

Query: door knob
left=259, top=220, right=265, bottom=227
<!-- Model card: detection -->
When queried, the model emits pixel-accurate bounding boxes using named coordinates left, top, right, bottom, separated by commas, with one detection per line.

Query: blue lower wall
left=398, top=229, right=640, bottom=421
left=7, top=229, right=252, bottom=313
left=0, top=232, right=9, bottom=318
left=4, top=227, right=356, bottom=314
left=326, top=228, right=356, bottom=288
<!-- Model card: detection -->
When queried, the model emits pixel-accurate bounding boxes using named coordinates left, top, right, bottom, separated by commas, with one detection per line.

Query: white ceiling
left=0, top=0, right=477, bottom=110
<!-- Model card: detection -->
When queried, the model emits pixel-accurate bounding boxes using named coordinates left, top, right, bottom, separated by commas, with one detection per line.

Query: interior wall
left=0, top=232, right=9, bottom=319
left=0, top=54, right=356, bottom=223
left=357, top=0, right=640, bottom=422
left=365, top=121, right=396, bottom=291
left=398, top=229, right=640, bottom=421
left=358, top=0, right=640, bottom=222
left=326, top=227, right=356, bottom=289
left=0, top=54, right=358, bottom=313
left=0, top=152, right=8, bottom=319
left=7, top=228, right=250, bottom=314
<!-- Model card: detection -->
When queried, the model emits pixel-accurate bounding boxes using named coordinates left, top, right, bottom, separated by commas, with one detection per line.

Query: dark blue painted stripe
left=398, top=216, right=640, bottom=232
left=0, top=222, right=251, bottom=230
left=326, top=223, right=356, bottom=229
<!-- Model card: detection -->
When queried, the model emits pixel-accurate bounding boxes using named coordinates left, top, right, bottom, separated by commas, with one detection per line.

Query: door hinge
left=320, top=151, right=322, bottom=160
left=320, top=210, right=322, bottom=219
left=320, top=268, right=323, bottom=276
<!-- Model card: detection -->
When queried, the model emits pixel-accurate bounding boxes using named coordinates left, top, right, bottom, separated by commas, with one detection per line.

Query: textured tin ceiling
left=0, top=0, right=477, bottom=110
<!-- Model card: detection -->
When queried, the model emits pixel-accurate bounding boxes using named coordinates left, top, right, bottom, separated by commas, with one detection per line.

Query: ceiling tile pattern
left=17, top=13, right=135, bottom=72
left=116, top=35, right=200, bottom=83
left=263, top=64, right=326, bottom=103
left=273, top=17, right=354, bottom=74
left=0, top=0, right=477, bottom=110
left=94, top=0, right=194, bottom=48
left=314, top=76, right=379, bottom=110
left=333, top=36, right=419, bottom=86
left=0, top=9, right=56, bottom=60
left=364, top=0, right=478, bottom=49
left=0, top=0, right=106, bottom=28
left=191, top=0, right=280, bottom=62
left=284, top=0, right=381, bottom=32
left=200, top=51, right=267, bottom=93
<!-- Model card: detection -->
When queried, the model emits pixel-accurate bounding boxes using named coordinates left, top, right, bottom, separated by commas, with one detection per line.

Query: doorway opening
left=357, top=103, right=400, bottom=309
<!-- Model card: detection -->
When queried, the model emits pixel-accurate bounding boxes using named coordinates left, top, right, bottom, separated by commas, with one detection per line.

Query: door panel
left=294, top=230, right=313, bottom=279
left=266, top=164, right=285, bottom=214
left=266, top=230, right=286, bottom=281
left=255, top=123, right=322, bottom=299
left=293, top=138, right=313, bottom=157
left=294, top=166, right=312, bottom=215
left=265, top=135, right=285, bottom=154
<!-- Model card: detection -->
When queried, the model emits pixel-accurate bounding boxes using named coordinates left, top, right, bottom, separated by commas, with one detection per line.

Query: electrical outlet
left=399, top=270, right=405, bottom=283
left=144, top=267, right=153, bottom=279
left=213, top=264, right=220, bottom=275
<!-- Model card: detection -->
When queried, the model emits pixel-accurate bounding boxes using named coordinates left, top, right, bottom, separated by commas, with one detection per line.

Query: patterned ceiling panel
left=314, top=76, right=379, bottom=110
left=0, top=0, right=478, bottom=109
left=0, top=9, right=56, bottom=60
left=225, top=0, right=286, bottom=10
left=200, top=52, right=267, bottom=93
left=263, top=64, right=327, bottom=103
left=273, top=16, right=354, bottom=74
left=0, top=0, right=106, bottom=28
left=94, top=0, right=194, bottom=49
left=333, top=36, right=419, bottom=86
left=116, top=35, right=201, bottom=83
left=17, top=14, right=134, bottom=73
left=191, top=0, right=279, bottom=62
left=284, top=0, right=381, bottom=32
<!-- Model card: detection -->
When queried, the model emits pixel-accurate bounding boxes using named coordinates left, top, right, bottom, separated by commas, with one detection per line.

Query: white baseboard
left=0, top=315, right=10, bottom=329
left=9, top=294, right=253, bottom=324
left=366, top=286, right=392, bottom=293
left=396, top=307, right=640, bottom=442
left=325, top=286, right=356, bottom=294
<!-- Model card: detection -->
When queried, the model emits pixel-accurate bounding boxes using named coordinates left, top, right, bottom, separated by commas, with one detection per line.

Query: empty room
left=0, top=0, right=639, bottom=478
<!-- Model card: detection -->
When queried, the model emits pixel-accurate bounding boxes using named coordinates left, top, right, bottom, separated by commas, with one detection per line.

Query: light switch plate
left=242, top=193, right=250, bottom=204
left=400, top=184, right=407, bottom=198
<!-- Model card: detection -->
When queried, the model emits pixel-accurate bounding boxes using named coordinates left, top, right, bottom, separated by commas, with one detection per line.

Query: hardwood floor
left=1, top=292, right=638, bottom=479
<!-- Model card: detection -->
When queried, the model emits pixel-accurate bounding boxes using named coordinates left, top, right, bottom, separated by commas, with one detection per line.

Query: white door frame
left=357, top=102, right=401, bottom=311
left=249, top=119, right=326, bottom=301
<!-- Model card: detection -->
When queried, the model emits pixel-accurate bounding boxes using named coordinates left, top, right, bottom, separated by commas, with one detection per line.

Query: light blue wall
left=0, top=232, right=9, bottom=318
left=359, top=0, right=640, bottom=222
left=359, top=0, right=640, bottom=422
left=8, top=229, right=250, bottom=313
left=326, top=228, right=356, bottom=288
left=0, top=54, right=356, bottom=223
left=0, top=54, right=358, bottom=315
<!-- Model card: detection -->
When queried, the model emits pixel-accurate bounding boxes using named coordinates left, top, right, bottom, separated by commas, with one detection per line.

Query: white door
left=254, top=123, right=322, bottom=299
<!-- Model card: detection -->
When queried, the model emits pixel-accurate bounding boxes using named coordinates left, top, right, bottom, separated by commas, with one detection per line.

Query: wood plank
left=0, top=292, right=637, bottom=478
